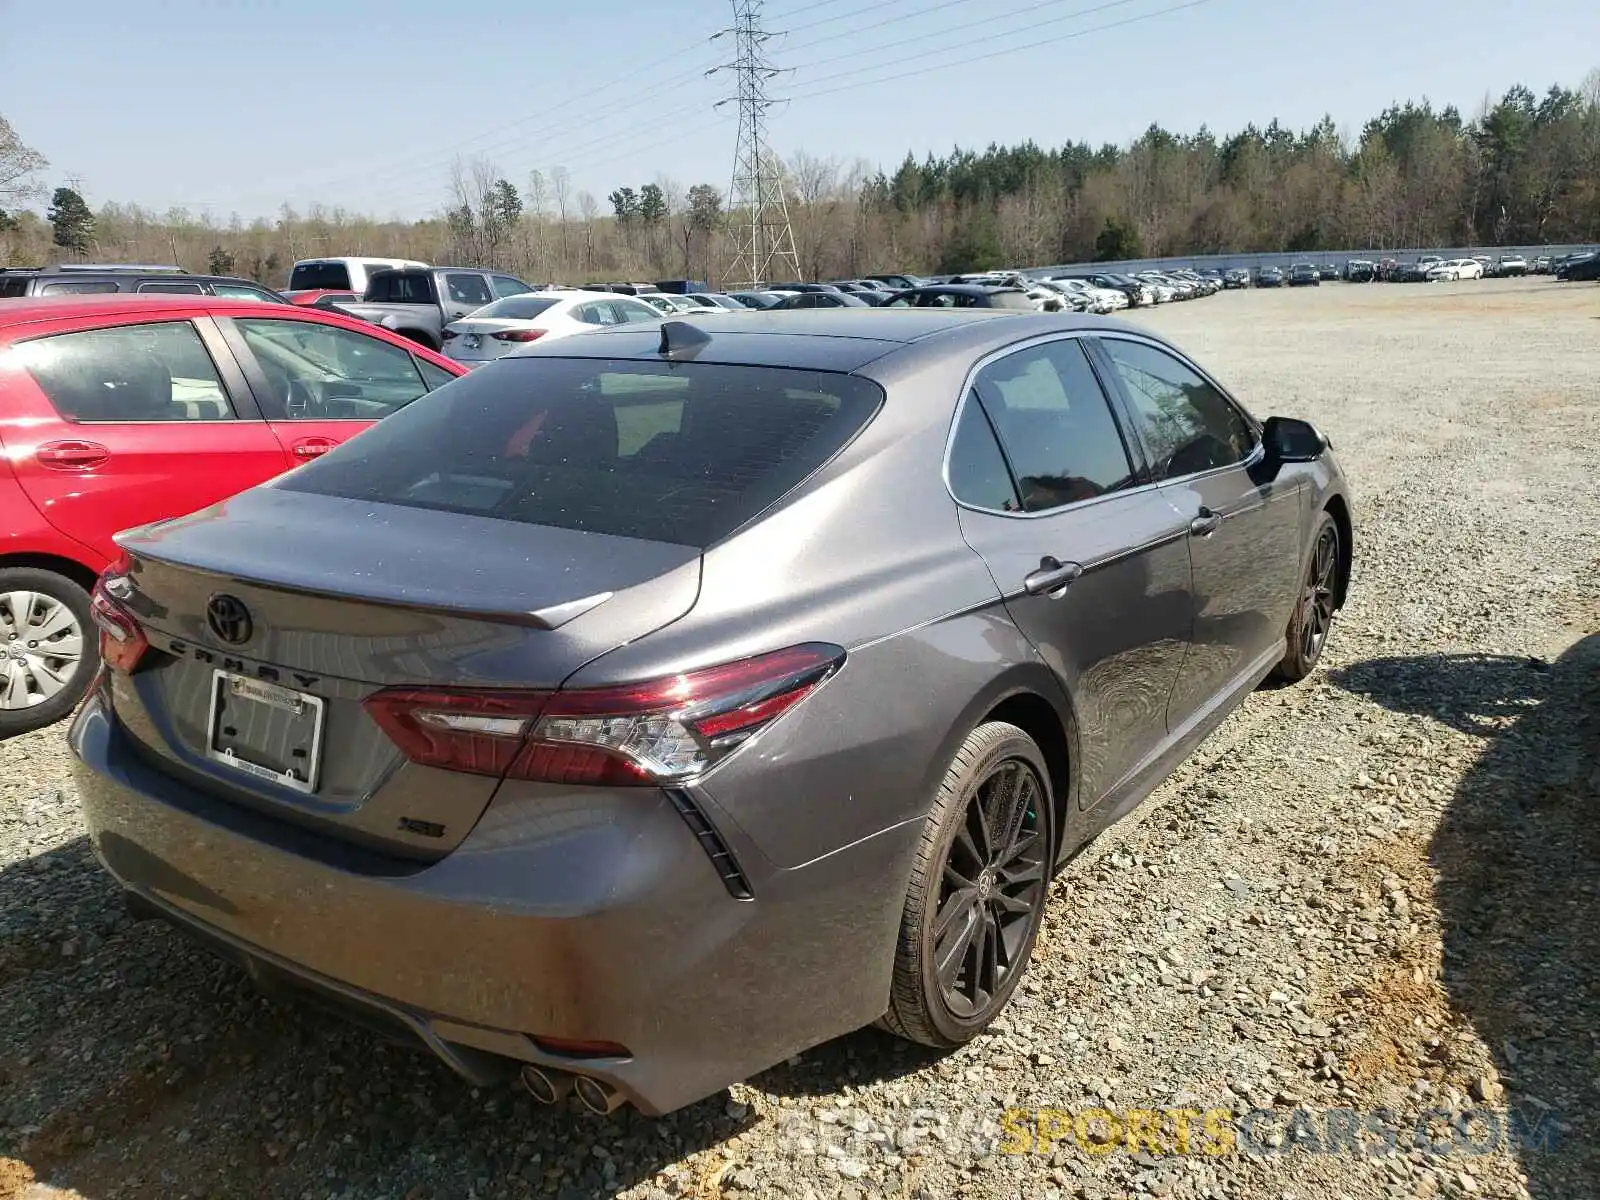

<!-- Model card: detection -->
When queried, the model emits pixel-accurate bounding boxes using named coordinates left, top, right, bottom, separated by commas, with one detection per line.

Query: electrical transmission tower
left=710, top=0, right=800, bottom=287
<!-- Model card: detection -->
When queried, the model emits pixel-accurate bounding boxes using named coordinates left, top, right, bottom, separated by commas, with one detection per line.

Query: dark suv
left=0, top=265, right=287, bottom=303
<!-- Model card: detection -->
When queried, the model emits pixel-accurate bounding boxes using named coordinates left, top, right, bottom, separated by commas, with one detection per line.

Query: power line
left=788, top=0, right=1218, bottom=102
left=194, top=37, right=721, bottom=211
left=711, top=0, right=800, bottom=286
left=782, top=0, right=977, bottom=55
left=776, top=0, right=918, bottom=37
left=788, top=0, right=1140, bottom=71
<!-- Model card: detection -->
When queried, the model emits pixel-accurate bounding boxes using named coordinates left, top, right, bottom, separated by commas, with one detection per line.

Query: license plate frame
left=205, top=670, right=326, bottom=794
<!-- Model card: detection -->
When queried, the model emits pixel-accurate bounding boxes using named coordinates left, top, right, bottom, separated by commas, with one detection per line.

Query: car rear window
left=471, top=295, right=561, bottom=321
left=289, top=262, right=352, bottom=291
left=274, top=357, right=884, bottom=548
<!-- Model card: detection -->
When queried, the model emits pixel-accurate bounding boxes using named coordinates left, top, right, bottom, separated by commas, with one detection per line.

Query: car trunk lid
left=108, top=488, right=701, bottom=858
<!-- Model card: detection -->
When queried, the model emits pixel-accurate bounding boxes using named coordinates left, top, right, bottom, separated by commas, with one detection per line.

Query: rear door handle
left=1189, top=507, right=1222, bottom=537
left=291, top=437, right=337, bottom=460
left=1023, top=557, right=1083, bottom=598
left=36, top=439, right=110, bottom=470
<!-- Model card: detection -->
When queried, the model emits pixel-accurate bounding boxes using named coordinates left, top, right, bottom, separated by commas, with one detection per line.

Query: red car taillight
left=440, top=329, right=458, bottom=341
left=363, top=643, right=844, bottom=786
left=89, top=554, right=148, bottom=674
left=491, top=329, right=546, bottom=343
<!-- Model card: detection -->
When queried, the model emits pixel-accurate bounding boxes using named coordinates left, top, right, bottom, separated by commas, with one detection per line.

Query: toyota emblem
left=206, top=594, right=253, bottom=645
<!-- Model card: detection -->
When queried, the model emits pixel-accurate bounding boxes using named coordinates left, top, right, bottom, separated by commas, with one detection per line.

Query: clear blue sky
left=4, top=0, right=1596, bottom=223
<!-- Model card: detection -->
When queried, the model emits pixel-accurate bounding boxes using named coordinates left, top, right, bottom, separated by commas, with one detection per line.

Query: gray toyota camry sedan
left=71, top=309, right=1352, bottom=1116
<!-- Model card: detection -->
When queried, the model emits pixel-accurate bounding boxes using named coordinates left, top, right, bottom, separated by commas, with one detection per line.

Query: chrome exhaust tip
left=520, top=1064, right=573, bottom=1105
left=573, top=1074, right=627, bottom=1115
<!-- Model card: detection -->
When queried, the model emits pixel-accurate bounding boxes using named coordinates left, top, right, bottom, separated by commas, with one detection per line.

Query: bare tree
left=787, top=150, right=842, bottom=280
left=577, top=190, right=598, bottom=274
left=552, top=167, right=572, bottom=265
left=0, top=115, right=47, bottom=204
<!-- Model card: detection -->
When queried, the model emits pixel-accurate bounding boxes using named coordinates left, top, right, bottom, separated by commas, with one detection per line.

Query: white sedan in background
left=638, top=292, right=704, bottom=314
left=441, top=291, right=660, bottom=366
left=1426, top=258, right=1484, bottom=281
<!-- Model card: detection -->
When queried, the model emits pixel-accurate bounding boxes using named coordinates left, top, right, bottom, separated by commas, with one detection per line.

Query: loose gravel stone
left=1, top=278, right=1596, bottom=1199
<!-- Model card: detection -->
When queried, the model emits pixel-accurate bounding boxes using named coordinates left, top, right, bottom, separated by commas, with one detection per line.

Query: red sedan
left=0, top=294, right=466, bottom=735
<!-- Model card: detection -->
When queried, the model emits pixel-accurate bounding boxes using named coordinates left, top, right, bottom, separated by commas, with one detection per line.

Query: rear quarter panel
left=564, top=344, right=1069, bottom=869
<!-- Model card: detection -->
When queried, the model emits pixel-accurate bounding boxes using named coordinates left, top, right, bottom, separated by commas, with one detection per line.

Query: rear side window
left=288, top=262, right=351, bottom=291
left=16, top=321, right=236, bottom=421
left=491, top=275, right=532, bottom=298
left=275, top=359, right=884, bottom=548
left=368, top=272, right=434, bottom=303
left=947, top=396, right=1020, bottom=511
left=445, top=273, right=494, bottom=306
left=0, top=276, right=29, bottom=298
left=137, top=281, right=205, bottom=294
left=40, top=280, right=120, bottom=295
left=972, top=339, right=1135, bottom=511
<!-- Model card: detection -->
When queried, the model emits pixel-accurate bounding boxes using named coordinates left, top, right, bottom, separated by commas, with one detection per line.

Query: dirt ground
left=1, top=275, right=1597, bottom=1200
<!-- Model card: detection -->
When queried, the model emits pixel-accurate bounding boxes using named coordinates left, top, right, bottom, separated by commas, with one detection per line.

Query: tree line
left=2, top=72, right=1597, bottom=289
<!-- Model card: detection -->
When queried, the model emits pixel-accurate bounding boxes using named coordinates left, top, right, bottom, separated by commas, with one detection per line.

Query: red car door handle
left=291, top=437, right=337, bottom=460
left=36, top=439, right=110, bottom=470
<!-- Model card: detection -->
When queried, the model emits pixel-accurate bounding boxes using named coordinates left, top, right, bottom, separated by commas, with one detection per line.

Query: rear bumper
left=69, top=695, right=918, bottom=1114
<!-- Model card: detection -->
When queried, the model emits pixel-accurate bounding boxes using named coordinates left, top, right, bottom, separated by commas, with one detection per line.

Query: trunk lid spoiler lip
left=113, top=527, right=619, bottom=630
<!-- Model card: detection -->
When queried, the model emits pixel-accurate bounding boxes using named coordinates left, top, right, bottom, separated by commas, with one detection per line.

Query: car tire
left=879, top=721, right=1056, bottom=1048
left=0, top=568, right=97, bottom=738
left=1273, top=512, right=1341, bottom=683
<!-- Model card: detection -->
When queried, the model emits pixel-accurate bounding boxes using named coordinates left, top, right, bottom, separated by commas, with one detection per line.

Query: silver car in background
left=72, top=310, right=1353, bottom=1116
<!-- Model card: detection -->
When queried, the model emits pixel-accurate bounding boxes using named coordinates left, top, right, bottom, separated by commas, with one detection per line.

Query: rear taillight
left=491, top=329, right=546, bottom=343
left=89, top=554, right=147, bottom=674
left=440, top=329, right=458, bottom=341
left=363, top=643, right=844, bottom=786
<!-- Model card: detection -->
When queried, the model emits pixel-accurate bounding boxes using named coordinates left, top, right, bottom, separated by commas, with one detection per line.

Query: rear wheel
left=880, top=722, right=1055, bottom=1048
left=1273, top=513, right=1340, bottom=682
left=0, top=568, right=96, bottom=737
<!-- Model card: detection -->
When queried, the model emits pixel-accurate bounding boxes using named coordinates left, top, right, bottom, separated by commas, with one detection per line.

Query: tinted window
left=575, top=303, right=618, bottom=326
left=445, top=273, right=494, bottom=306
left=288, top=262, right=352, bottom=291
left=137, top=281, right=206, bottom=294
left=473, top=295, right=560, bottom=321
left=40, top=280, right=120, bottom=295
left=235, top=318, right=428, bottom=419
left=1100, top=338, right=1256, bottom=480
left=492, top=275, right=532, bottom=298
left=18, top=321, right=236, bottom=421
left=0, top=276, right=27, bottom=298
left=415, top=357, right=457, bottom=390
left=370, top=272, right=433, bottom=303
left=615, top=300, right=660, bottom=323
left=947, top=394, right=1020, bottom=511
left=212, top=283, right=279, bottom=302
left=275, top=359, right=884, bottom=548
left=973, top=339, right=1135, bottom=511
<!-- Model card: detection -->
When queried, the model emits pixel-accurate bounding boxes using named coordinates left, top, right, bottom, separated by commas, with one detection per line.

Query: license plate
left=206, top=671, right=325, bottom=794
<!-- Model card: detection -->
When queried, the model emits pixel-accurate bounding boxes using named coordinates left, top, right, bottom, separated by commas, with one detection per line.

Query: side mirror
left=1262, top=415, right=1328, bottom=465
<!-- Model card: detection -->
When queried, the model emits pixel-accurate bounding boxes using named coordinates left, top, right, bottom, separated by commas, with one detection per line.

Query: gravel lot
left=2, top=277, right=1597, bottom=1200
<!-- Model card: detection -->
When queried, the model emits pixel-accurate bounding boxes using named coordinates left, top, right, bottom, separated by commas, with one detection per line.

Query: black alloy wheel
left=881, top=721, right=1056, bottom=1047
left=1274, top=512, right=1341, bottom=682
left=934, top=756, right=1049, bottom=1018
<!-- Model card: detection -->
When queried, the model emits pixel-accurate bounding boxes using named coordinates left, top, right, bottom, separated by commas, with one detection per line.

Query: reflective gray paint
left=70, top=311, right=1353, bottom=1115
